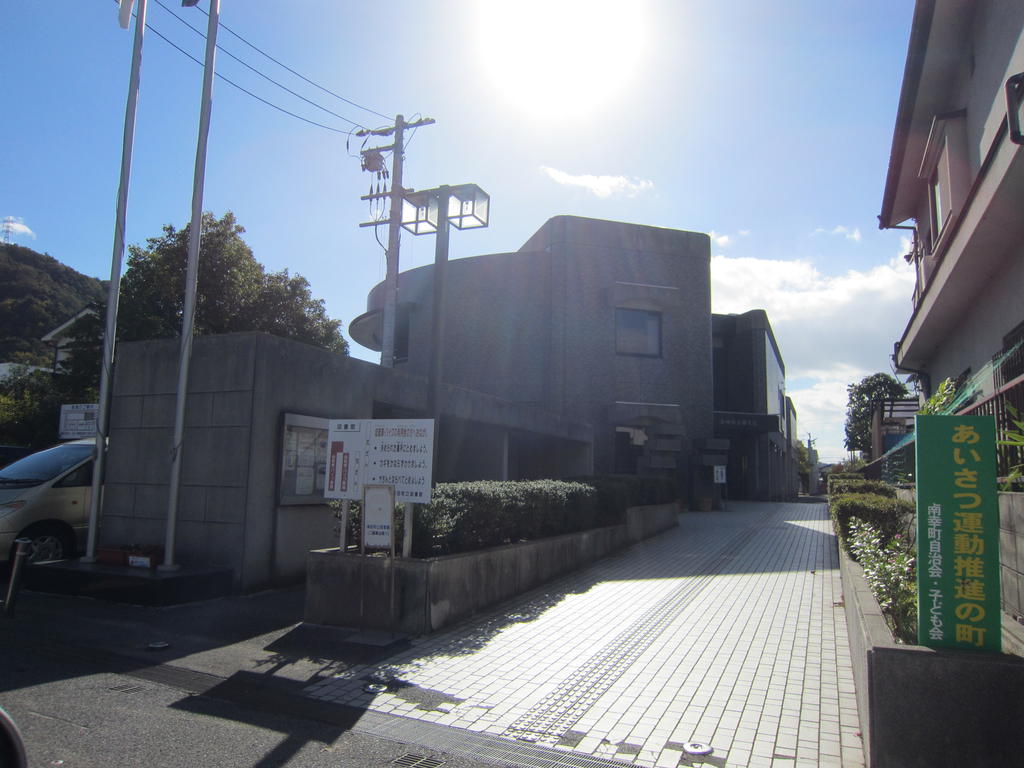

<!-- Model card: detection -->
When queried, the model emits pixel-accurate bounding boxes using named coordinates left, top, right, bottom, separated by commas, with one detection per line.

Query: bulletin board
left=278, top=413, right=330, bottom=506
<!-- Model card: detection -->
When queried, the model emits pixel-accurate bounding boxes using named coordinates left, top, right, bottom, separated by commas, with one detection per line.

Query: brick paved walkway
left=306, top=501, right=864, bottom=768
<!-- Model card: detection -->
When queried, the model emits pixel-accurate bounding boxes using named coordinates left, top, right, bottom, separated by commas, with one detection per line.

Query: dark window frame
left=615, top=308, right=662, bottom=358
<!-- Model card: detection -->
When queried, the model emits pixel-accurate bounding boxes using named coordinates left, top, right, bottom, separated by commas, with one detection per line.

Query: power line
left=152, top=0, right=372, bottom=129
left=140, top=21, right=352, bottom=133
left=185, top=0, right=393, bottom=122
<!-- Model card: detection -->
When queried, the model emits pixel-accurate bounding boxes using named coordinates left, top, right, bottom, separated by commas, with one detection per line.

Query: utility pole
left=358, top=114, right=434, bottom=367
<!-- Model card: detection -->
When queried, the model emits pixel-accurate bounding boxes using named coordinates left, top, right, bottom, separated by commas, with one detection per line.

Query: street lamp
left=400, top=183, right=490, bottom=474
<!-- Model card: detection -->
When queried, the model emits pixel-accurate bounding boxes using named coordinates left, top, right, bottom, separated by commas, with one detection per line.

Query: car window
left=55, top=460, right=94, bottom=488
left=0, top=444, right=94, bottom=484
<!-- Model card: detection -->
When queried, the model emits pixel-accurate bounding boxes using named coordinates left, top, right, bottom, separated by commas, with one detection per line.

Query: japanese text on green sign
left=916, top=415, right=1001, bottom=652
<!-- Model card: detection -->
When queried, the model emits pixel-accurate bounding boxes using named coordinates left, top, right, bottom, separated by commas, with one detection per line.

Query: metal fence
left=960, top=373, right=1024, bottom=479
left=869, top=374, right=1024, bottom=484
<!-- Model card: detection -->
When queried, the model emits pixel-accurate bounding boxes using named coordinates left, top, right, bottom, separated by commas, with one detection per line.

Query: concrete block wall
left=104, top=335, right=261, bottom=585
left=306, top=503, right=679, bottom=635
left=104, top=332, right=595, bottom=591
left=999, top=492, right=1024, bottom=618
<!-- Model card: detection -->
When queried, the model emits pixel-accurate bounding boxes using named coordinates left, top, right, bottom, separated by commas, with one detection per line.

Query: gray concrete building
left=711, top=310, right=800, bottom=501
left=100, top=215, right=798, bottom=590
left=351, top=215, right=716, bottom=493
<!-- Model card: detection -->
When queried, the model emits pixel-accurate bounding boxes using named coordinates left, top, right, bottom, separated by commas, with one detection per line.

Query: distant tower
left=0, top=217, right=13, bottom=244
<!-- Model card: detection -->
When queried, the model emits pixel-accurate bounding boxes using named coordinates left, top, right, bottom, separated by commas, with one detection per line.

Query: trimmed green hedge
left=830, top=492, right=913, bottom=551
left=828, top=478, right=897, bottom=498
left=829, top=482, right=917, bottom=643
left=332, top=475, right=678, bottom=557
left=827, top=472, right=863, bottom=493
left=412, top=480, right=596, bottom=556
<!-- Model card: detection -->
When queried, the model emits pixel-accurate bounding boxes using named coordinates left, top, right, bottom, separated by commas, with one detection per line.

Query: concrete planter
left=838, top=530, right=1024, bottom=767
left=305, top=502, right=678, bottom=635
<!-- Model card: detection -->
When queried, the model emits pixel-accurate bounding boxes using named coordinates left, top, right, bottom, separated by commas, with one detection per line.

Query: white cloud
left=708, top=230, right=732, bottom=248
left=788, top=379, right=854, bottom=463
left=813, top=225, right=861, bottom=242
left=539, top=166, right=654, bottom=198
left=2, top=217, right=35, bottom=240
left=711, top=253, right=915, bottom=463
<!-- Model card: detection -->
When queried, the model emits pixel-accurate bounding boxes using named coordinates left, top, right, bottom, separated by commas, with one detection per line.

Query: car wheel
left=16, top=523, right=74, bottom=564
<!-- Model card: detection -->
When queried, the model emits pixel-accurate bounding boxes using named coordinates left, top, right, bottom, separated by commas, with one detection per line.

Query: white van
left=0, top=440, right=94, bottom=564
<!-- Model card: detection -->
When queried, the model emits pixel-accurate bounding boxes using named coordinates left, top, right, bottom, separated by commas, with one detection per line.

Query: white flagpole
left=83, top=0, right=148, bottom=562
left=161, top=0, right=220, bottom=571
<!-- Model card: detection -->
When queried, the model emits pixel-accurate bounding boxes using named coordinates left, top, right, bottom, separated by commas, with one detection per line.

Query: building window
left=919, top=111, right=966, bottom=254
left=928, top=143, right=951, bottom=241
left=615, top=308, right=661, bottom=357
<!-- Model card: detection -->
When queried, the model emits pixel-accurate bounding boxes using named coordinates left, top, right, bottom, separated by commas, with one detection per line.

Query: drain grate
left=393, top=755, right=445, bottom=768
left=108, top=683, right=146, bottom=694
left=355, top=710, right=636, bottom=768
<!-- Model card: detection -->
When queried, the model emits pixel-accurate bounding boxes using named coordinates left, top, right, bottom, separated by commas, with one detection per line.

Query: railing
left=959, top=373, right=1024, bottom=479
left=995, top=341, right=1024, bottom=390
left=869, top=375, right=1024, bottom=485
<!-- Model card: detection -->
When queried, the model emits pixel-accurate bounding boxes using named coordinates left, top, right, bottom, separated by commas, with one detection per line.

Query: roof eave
left=879, top=0, right=938, bottom=228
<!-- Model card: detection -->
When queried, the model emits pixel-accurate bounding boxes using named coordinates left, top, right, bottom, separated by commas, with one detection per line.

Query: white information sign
left=714, top=465, right=727, bottom=484
left=324, top=419, right=434, bottom=503
left=362, top=484, right=396, bottom=551
left=59, top=403, right=99, bottom=439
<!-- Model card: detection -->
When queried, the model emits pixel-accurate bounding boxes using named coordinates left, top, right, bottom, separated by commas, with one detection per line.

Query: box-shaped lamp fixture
left=401, top=184, right=489, bottom=235
left=401, top=190, right=439, bottom=235
left=446, top=183, right=489, bottom=230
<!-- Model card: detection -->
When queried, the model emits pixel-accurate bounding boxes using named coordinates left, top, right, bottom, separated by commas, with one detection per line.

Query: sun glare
left=476, top=1, right=648, bottom=122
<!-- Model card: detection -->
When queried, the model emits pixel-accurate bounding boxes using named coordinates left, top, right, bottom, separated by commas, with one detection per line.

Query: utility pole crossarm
left=356, top=117, right=434, bottom=138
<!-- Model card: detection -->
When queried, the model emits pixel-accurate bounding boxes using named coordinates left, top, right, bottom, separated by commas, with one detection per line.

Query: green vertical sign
left=916, top=415, right=1001, bottom=651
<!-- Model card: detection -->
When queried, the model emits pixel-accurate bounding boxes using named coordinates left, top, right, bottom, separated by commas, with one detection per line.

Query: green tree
left=118, top=211, right=347, bottom=353
left=62, top=212, right=348, bottom=387
left=844, top=373, right=909, bottom=457
left=795, top=440, right=811, bottom=490
left=918, top=377, right=957, bottom=415
left=0, top=368, right=86, bottom=448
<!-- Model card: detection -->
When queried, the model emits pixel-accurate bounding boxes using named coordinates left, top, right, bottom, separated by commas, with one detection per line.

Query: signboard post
left=916, top=415, right=1001, bottom=652
left=326, top=419, right=433, bottom=631
left=361, top=484, right=396, bottom=554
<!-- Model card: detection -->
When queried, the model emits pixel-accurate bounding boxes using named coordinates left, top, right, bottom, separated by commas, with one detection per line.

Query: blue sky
left=2, top=0, right=917, bottom=462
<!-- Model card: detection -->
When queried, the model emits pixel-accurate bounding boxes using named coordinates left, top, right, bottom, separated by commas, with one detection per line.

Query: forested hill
left=0, top=243, right=106, bottom=366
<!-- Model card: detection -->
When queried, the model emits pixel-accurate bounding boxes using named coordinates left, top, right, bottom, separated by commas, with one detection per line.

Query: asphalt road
left=0, top=584, right=495, bottom=768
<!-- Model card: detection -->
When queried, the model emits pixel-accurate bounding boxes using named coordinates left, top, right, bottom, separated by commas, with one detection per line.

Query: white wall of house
left=929, top=240, right=1024, bottom=393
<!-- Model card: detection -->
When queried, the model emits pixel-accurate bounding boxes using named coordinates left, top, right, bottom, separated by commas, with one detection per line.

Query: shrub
left=413, top=480, right=597, bottom=557
left=827, top=472, right=863, bottom=494
left=334, top=475, right=676, bottom=557
left=847, top=517, right=917, bottom=643
left=568, top=474, right=677, bottom=524
left=828, top=478, right=897, bottom=498
left=830, top=492, right=913, bottom=551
